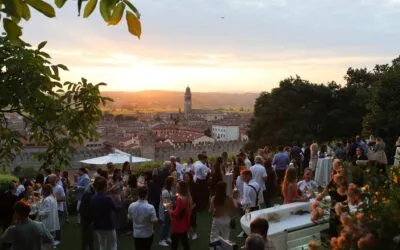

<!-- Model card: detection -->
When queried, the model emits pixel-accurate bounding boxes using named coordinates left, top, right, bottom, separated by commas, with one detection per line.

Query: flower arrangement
left=310, top=164, right=400, bottom=250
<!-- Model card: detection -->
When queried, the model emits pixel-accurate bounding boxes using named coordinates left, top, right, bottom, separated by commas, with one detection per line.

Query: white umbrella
left=79, top=149, right=151, bottom=165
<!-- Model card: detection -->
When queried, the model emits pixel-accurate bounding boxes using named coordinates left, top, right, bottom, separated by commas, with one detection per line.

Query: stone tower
left=184, top=86, right=192, bottom=119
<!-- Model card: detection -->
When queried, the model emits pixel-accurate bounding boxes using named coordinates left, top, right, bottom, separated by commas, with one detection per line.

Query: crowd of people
left=0, top=134, right=395, bottom=250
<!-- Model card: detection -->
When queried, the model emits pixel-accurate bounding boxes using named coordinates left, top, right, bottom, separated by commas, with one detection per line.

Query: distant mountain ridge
left=101, top=90, right=259, bottom=110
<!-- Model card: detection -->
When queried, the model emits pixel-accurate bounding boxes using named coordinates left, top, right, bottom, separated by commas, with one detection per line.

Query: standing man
left=90, top=177, right=121, bottom=250
left=15, top=177, right=26, bottom=196
left=128, top=186, right=158, bottom=250
left=250, top=156, right=267, bottom=207
left=241, top=170, right=263, bottom=212
left=175, top=157, right=184, bottom=181
left=272, top=146, right=290, bottom=187
left=1, top=201, right=54, bottom=249
left=79, top=181, right=96, bottom=250
left=194, top=154, right=211, bottom=211
left=75, top=167, right=90, bottom=224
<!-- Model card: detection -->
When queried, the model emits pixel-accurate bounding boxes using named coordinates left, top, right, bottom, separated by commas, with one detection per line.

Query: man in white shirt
left=250, top=156, right=267, bottom=192
left=297, top=168, right=318, bottom=197
left=171, top=156, right=184, bottom=181
left=48, top=174, right=65, bottom=243
left=128, top=186, right=158, bottom=250
left=241, top=169, right=263, bottom=211
left=15, top=177, right=26, bottom=196
left=193, top=154, right=211, bottom=211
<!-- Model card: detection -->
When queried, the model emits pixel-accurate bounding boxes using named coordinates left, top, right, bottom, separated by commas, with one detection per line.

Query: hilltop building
left=212, top=124, right=240, bottom=141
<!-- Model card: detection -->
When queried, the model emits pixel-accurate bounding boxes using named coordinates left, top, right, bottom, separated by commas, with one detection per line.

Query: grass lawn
left=59, top=211, right=246, bottom=250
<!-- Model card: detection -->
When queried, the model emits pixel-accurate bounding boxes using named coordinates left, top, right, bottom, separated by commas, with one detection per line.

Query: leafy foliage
left=0, top=35, right=112, bottom=170
left=1, top=0, right=142, bottom=43
left=0, top=173, right=18, bottom=191
left=247, top=56, right=400, bottom=154
left=363, top=57, right=400, bottom=159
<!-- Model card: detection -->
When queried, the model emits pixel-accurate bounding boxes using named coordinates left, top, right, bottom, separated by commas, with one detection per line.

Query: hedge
left=0, top=173, right=18, bottom=192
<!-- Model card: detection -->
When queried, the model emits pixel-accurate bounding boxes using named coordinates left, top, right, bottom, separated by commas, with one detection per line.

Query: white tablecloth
left=314, top=157, right=333, bottom=187
left=240, top=201, right=329, bottom=250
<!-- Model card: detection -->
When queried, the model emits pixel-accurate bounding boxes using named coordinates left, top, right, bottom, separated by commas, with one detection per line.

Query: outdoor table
left=314, top=157, right=333, bottom=187
left=240, top=200, right=329, bottom=250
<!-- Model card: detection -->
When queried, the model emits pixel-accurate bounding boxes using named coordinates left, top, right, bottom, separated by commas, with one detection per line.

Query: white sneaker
left=159, top=240, right=169, bottom=247
left=192, top=233, right=198, bottom=240
left=53, top=240, right=61, bottom=246
left=237, top=231, right=245, bottom=238
left=167, top=238, right=172, bottom=243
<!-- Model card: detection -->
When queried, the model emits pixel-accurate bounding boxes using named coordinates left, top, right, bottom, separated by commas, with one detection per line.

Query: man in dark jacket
left=79, top=182, right=95, bottom=250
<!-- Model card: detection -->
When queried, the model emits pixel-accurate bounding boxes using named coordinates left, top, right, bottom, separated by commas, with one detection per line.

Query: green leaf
left=123, top=0, right=140, bottom=18
left=126, top=11, right=141, bottom=39
left=26, top=0, right=56, bottom=18
left=38, top=41, right=47, bottom=50
left=99, top=0, right=111, bottom=22
left=108, top=2, right=125, bottom=25
left=21, top=2, right=31, bottom=21
left=57, top=64, right=69, bottom=71
left=51, top=65, right=59, bottom=77
left=3, top=18, right=22, bottom=43
left=54, top=0, right=67, bottom=8
left=83, top=0, right=97, bottom=18
left=3, top=0, right=19, bottom=17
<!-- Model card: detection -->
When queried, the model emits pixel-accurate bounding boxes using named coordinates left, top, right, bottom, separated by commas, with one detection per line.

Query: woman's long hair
left=213, top=157, right=223, bottom=181
left=164, top=176, right=175, bottom=191
left=128, top=174, right=138, bottom=189
left=214, top=181, right=227, bottom=206
left=281, top=167, right=297, bottom=196
left=42, top=184, right=53, bottom=197
left=178, top=181, right=192, bottom=209
left=112, top=169, right=122, bottom=182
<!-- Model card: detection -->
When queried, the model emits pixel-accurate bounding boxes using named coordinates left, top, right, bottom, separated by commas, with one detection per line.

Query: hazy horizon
left=18, top=0, right=400, bottom=92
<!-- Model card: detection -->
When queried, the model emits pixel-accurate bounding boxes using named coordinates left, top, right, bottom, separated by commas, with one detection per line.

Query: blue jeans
left=161, top=212, right=170, bottom=240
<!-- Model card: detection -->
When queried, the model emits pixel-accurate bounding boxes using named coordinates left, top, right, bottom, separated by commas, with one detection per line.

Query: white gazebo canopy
left=80, top=149, right=151, bottom=165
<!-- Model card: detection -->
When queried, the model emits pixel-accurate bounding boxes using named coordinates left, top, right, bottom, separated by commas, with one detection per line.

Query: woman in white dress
left=394, top=136, right=400, bottom=167
left=309, top=143, right=318, bottom=172
left=38, top=184, right=60, bottom=244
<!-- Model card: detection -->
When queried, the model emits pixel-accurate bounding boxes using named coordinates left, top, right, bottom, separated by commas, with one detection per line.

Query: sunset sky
left=19, top=0, right=400, bottom=93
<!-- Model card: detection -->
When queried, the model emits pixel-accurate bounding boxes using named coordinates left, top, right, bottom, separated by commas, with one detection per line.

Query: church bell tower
left=184, top=86, right=192, bottom=119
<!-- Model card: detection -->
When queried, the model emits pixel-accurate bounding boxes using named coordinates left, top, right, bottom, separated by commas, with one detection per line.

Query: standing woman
left=209, top=181, right=237, bottom=243
left=38, top=184, right=60, bottom=243
left=263, top=160, right=277, bottom=208
left=122, top=162, right=131, bottom=183
left=309, top=143, right=318, bottom=172
left=374, top=137, right=387, bottom=175
left=317, top=169, right=348, bottom=237
left=211, top=157, right=224, bottom=196
left=168, top=181, right=192, bottom=250
left=158, top=176, right=176, bottom=247
left=61, top=171, right=71, bottom=223
left=394, top=136, right=400, bottom=167
left=184, top=172, right=199, bottom=240
left=108, top=169, right=124, bottom=232
left=281, top=167, right=308, bottom=204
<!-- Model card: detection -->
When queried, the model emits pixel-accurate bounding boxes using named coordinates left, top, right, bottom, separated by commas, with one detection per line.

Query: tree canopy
left=247, top=56, right=400, bottom=158
left=0, top=35, right=112, bottom=169
left=1, top=0, right=142, bottom=43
